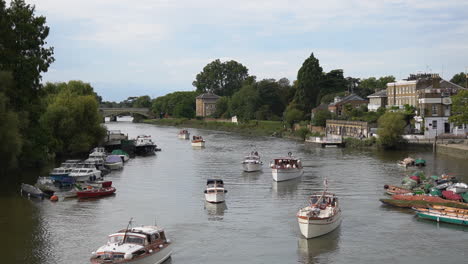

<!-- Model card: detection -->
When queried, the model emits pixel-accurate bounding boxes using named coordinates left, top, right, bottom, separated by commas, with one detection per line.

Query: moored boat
left=191, top=135, right=205, bottom=147
left=383, top=185, right=412, bottom=195
left=49, top=167, right=75, bottom=186
left=204, top=179, right=227, bottom=203
left=270, top=152, right=303, bottom=182
left=178, top=129, right=190, bottom=139
left=77, top=186, right=116, bottom=198
left=242, top=151, right=263, bottom=172
left=90, top=147, right=107, bottom=159
left=105, top=155, right=124, bottom=170
left=134, top=135, right=157, bottom=155
left=90, top=221, right=172, bottom=263
left=21, top=183, right=46, bottom=199
left=414, top=207, right=468, bottom=226
left=69, top=168, right=102, bottom=183
left=414, top=158, right=426, bottom=167
left=111, top=149, right=130, bottom=162
left=397, top=157, right=415, bottom=168
left=297, top=180, right=342, bottom=238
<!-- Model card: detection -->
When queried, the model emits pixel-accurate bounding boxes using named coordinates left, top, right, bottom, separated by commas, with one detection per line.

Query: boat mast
left=122, top=218, right=133, bottom=244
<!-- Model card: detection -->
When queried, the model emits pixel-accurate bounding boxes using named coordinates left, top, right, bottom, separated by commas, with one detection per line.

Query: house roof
left=367, top=89, right=387, bottom=98
left=311, top=103, right=329, bottom=113
left=420, top=80, right=465, bottom=90
left=196, top=93, right=220, bottom=99
left=330, top=94, right=366, bottom=106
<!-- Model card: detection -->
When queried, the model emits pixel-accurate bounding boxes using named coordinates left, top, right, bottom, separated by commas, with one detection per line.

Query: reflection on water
left=297, top=228, right=340, bottom=264
left=204, top=201, right=227, bottom=221
left=272, top=177, right=302, bottom=197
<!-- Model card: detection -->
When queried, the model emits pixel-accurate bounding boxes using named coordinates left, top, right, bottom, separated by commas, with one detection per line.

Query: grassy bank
left=142, top=118, right=286, bottom=137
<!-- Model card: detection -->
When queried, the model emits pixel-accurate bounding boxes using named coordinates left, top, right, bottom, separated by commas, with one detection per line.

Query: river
left=1, top=120, right=467, bottom=263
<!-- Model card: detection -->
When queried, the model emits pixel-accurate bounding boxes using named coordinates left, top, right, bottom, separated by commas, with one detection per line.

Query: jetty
left=305, top=135, right=345, bottom=148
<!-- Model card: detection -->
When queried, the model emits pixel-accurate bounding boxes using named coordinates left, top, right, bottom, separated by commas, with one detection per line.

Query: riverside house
left=328, top=94, right=368, bottom=116
left=196, top=93, right=220, bottom=117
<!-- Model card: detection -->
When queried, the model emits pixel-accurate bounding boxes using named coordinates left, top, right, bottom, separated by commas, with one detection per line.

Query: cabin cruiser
left=178, top=129, right=190, bottom=139
left=49, top=167, right=75, bottom=186
left=69, top=168, right=102, bottom=183
left=204, top=179, right=227, bottom=203
left=297, top=180, right=342, bottom=238
left=134, top=135, right=157, bottom=155
left=61, top=159, right=82, bottom=169
left=270, top=152, right=303, bottom=182
left=105, top=155, right=124, bottom=170
left=191, top=135, right=205, bottom=147
left=90, top=223, right=172, bottom=264
left=90, top=147, right=107, bottom=159
left=242, top=151, right=263, bottom=172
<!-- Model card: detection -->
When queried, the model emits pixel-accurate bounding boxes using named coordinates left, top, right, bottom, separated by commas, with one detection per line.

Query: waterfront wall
left=437, top=144, right=468, bottom=159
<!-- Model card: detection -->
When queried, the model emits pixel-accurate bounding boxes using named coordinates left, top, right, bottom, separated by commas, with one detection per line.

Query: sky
left=11, top=0, right=468, bottom=101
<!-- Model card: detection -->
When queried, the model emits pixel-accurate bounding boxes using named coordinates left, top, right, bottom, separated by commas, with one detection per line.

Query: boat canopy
left=207, top=179, right=224, bottom=185
left=106, top=155, right=122, bottom=163
left=111, top=149, right=128, bottom=156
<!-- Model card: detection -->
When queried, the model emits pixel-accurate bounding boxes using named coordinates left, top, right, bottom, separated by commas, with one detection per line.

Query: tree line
left=0, top=0, right=105, bottom=173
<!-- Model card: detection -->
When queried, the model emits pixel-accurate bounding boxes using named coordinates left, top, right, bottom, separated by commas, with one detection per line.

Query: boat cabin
left=179, top=129, right=189, bottom=134
left=272, top=158, right=302, bottom=169
left=206, top=179, right=224, bottom=187
left=50, top=168, right=72, bottom=175
left=136, top=135, right=155, bottom=146
left=309, top=193, right=338, bottom=208
left=192, top=135, right=204, bottom=141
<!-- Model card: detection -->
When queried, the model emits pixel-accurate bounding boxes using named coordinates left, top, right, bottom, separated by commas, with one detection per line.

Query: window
left=432, top=120, right=437, bottom=129
left=432, top=105, right=438, bottom=116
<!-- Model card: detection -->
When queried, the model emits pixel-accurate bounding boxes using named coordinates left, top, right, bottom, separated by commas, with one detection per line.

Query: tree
left=450, top=72, right=467, bottom=88
left=230, top=84, right=259, bottom=121
left=213, top=97, right=231, bottom=118
left=317, top=69, right=347, bottom=105
left=294, top=53, right=323, bottom=112
left=377, top=112, right=406, bottom=148
left=133, top=95, right=152, bottom=108
left=312, top=109, right=332, bottom=127
left=192, top=59, right=249, bottom=96
left=285, top=108, right=304, bottom=128
left=449, top=90, right=468, bottom=126
left=151, top=91, right=197, bottom=118
left=356, top=76, right=395, bottom=97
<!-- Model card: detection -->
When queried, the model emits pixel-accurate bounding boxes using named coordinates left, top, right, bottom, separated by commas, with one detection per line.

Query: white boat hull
left=106, top=161, right=123, bottom=170
left=242, top=162, right=262, bottom=172
left=205, top=192, right=225, bottom=203
left=272, top=168, right=303, bottom=182
left=191, top=141, right=205, bottom=147
left=130, top=244, right=172, bottom=264
left=178, top=133, right=190, bottom=139
left=298, top=210, right=342, bottom=239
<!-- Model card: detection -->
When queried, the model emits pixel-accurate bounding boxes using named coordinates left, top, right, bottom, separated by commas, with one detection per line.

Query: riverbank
left=437, top=144, right=468, bottom=159
left=141, top=118, right=287, bottom=137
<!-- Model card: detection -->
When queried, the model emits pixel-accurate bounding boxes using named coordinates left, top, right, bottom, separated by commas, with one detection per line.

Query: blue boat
left=49, top=167, right=75, bottom=185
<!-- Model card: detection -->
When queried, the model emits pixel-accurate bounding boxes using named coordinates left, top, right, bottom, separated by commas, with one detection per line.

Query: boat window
left=125, top=236, right=144, bottom=245
left=311, top=197, right=318, bottom=204
left=108, top=236, right=124, bottom=243
left=150, top=233, right=159, bottom=242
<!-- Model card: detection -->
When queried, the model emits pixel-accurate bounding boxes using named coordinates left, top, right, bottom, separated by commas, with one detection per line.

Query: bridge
left=99, top=107, right=154, bottom=121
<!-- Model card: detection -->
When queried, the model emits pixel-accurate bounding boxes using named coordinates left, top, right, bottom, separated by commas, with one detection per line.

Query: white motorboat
left=90, top=221, right=172, bottom=264
left=270, top=152, right=303, bottom=182
left=242, top=151, right=263, bottom=172
left=178, top=129, right=190, bottom=139
left=90, top=147, right=107, bottom=159
left=111, top=150, right=130, bottom=162
left=204, top=179, right=227, bottom=203
left=297, top=180, right=342, bottom=239
left=191, top=135, right=205, bottom=147
left=105, top=155, right=124, bottom=170
left=69, top=168, right=102, bottom=183
left=135, top=135, right=157, bottom=155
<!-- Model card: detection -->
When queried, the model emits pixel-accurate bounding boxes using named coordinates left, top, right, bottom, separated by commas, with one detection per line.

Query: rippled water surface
left=1, top=120, right=468, bottom=263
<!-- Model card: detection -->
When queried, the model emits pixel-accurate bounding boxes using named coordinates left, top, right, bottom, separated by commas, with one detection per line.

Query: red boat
left=77, top=186, right=116, bottom=198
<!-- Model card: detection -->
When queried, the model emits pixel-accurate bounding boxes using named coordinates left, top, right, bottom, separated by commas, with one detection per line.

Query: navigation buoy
left=50, top=195, right=59, bottom=202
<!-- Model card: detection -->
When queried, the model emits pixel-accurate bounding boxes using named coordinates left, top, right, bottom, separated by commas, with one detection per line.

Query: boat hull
left=242, top=162, right=262, bottom=172
left=77, top=187, right=116, bottom=198
left=191, top=141, right=205, bottom=147
left=416, top=212, right=468, bottom=226
left=272, top=168, right=303, bottom=182
left=178, top=133, right=190, bottom=139
left=135, top=145, right=156, bottom=155
left=49, top=174, right=75, bottom=185
left=105, top=161, right=123, bottom=170
left=205, top=192, right=225, bottom=203
left=91, top=243, right=172, bottom=264
left=298, top=210, right=342, bottom=238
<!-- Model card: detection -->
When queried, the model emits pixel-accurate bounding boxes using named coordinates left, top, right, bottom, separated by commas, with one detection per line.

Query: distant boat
left=76, top=186, right=116, bottom=198
left=270, top=152, right=303, bottom=182
left=90, top=221, right=172, bottom=263
left=134, top=135, right=157, bottom=155
left=105, top=155, right=124, bottom=170
left=69, top=168, right=102, bottom=183
left=49, top=167, right=75, bottom=186
left=297, top=180, right=342, bottom=238
left=242, top=151, right=263, bottom=172
left=89, top=147, right=107, bottom=159
left=204, top=179, right=227, bottom=203
left=111, top=149, right=130, bottom=162
left=178, top=129, right=190, bottom=139
left=191, top=135, right=205, bottom=147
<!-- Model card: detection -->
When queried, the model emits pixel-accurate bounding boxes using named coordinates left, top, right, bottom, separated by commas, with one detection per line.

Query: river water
left=1, top=120, right=467, bottom=264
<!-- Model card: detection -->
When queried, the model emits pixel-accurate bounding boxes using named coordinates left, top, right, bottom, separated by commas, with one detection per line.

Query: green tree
left=317, top=69, right=347, bottom=105
left=133, top=95, right=152, bottom=108
left=192, top=59, right=249, bottom=96
left=294, top=53, right=323, bottom=112
left=312, top=109, right=332, bottom=127
left=356, top=76, right=395, bottom=97
left=377, top=112, right=406, bottom=149
left=213, top=96, right=231, bottom=118
left=449, top=90, right=468, bottom=126
left=285, top=108, right=304, bottom=128
left=450, top=72, right=467, bottom=88
left=230, top=84, right=259, bottom=121
left=151, top=91, right=197, bottom=118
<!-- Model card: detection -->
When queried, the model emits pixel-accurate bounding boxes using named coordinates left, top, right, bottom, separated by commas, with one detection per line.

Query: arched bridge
left=99, top=107, right=154, bottom=121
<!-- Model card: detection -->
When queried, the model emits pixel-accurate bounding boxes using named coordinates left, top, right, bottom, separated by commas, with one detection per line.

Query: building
left=367, top=89, right=387, bottom=111
left=328, top=94, right=368, bottom=116
left=311, top=103, right=329, bottom=120
left=195, top=93, right=220, bottom=117
left=417, top=80, right=464, bottom=138
left=326, top=120, right=370, bottom=138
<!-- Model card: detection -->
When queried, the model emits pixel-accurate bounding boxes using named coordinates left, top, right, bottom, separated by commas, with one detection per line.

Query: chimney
left=432, top=73, right=440, bottom=88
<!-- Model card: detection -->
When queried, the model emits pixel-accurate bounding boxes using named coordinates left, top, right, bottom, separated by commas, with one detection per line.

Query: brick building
left=195, top=93, right=220, bottom=117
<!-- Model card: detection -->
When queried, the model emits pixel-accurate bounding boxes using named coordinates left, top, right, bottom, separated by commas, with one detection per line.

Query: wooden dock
left=305, top=136, right=345, bottom=148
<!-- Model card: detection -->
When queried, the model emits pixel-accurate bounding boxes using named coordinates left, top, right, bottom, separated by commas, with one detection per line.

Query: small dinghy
left=21, top=183, right=46, bottom=199
left=77, top=181, right=116, bottom=198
